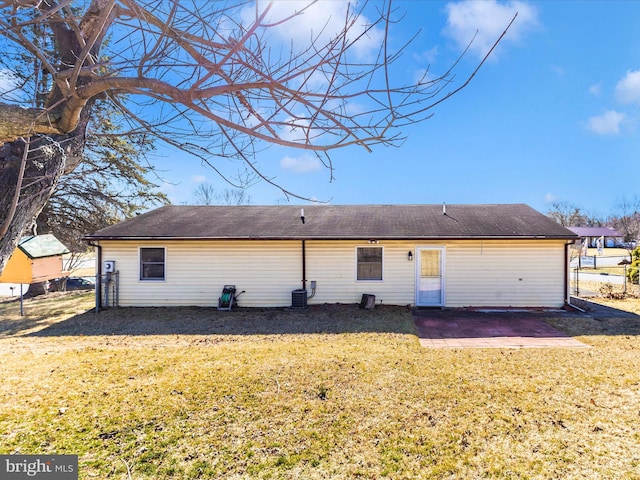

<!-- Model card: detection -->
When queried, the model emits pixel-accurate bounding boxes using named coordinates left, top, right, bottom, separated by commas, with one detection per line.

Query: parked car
left=49, top=277, right=95, bottom=292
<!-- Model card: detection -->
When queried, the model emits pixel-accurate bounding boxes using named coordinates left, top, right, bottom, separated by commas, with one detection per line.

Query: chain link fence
left=570, top=254, right=638, bottom=298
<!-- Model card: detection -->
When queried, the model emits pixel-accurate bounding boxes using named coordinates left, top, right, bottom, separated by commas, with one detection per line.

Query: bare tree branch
left=0, top=0, right=513, bottom=274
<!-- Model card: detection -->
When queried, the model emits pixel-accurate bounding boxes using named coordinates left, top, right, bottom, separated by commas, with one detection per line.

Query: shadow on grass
left=0, top=313, right=48, bottom=336
left=0, top=297, right=73, bottom=337
left=545, top=297, right=640, bottom=337
left=21, top=304, right=417, bottom=338
left=5, top=296, right=639, bottom=340
left=0, top=291, right=97, bottom=337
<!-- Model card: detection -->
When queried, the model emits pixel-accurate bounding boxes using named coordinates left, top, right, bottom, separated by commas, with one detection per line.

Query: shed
left=85, top=204, right=578, bottom=309
left=0, top=234, right=70, bottom=284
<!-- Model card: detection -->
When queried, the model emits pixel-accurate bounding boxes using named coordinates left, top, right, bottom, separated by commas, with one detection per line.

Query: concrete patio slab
left=413, top=309, right=589, bottom=349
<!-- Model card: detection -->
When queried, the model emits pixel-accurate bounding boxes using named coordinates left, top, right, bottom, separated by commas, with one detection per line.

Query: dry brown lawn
left=0, top=292, right=639, bottom=479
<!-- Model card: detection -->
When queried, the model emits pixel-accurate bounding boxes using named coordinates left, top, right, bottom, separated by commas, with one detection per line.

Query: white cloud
left=615, top=70, right=640, bottom=105
left=242, top=1, right=383, bottom=61
left=191, top=175, right=207, bottom=184
left=444, top=0, right=538, bottom=59
left=278, top=117, right=311, bottom=143
left=413, top=46, right=439, bottom=65
left=544, top=192, right=556, bottom=203
left=0, top=69, right=19, bottom=96
left=587, top=110, right=625, bottom=135
left=160, top=181, right=175, bottom=193
left=588, top=83, right=601, bottom=96
left=345, top=101, right=366, bottom=117
left=280, top=154, right=322, bottom=173
left=411, top=44, right=440, bottom=85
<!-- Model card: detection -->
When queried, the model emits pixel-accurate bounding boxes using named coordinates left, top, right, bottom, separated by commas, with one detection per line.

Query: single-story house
left=85, top=204, right=578, bottom=309
left=567, top=227, right=624, bottom=249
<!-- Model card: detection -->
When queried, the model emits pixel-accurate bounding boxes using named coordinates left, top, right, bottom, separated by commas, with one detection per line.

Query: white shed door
left=416, top=247, right=444, bottom=306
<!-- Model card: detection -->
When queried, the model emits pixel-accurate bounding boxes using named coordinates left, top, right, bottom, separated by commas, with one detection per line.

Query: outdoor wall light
left=407, top=251, right=413, bottom=261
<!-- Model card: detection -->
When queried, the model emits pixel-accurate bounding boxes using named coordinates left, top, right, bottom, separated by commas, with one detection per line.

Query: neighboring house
left=85, top=204, right=578, bottom=309
left=0, top=234, right=70, bottom=284
left=567, top=227, right=624, bottom=249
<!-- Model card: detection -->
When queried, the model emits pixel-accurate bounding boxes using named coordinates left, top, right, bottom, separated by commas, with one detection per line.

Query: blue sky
left=153, top=0, right=640, bottom=218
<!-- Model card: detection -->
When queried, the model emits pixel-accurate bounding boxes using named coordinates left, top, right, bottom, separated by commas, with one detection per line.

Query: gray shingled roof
left=86, top=204, right=577, bottom=240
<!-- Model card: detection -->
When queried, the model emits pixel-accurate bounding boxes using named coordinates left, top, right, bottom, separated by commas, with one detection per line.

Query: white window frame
left=355, top=246, right=384, bottom=282
left=139, top=246, right=166, bottom=281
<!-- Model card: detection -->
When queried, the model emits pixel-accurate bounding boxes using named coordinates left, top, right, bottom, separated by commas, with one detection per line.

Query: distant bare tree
left=547, top=201, right=587, bottom=227
left=608, top=196, right=640, bottom=261
left=219, top=188, right=252, bottom=206
left=0, top=0, right=514, bottom=274
left=193, top=182, right=251, bottom=206
left=193, top=183, right=218, bottom=206
left=611, top=196, right=640, bottom=244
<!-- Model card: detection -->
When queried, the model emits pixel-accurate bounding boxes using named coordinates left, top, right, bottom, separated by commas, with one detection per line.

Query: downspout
left=564, top=241, right=570, bottom=306
left=301, top=239, right=306, bottom=291
left=300, top=208, right=306, bottom=291
left=88, top=241, right=102, bottom=313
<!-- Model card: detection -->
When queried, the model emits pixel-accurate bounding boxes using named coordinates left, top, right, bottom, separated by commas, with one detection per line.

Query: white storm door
left=416, top=247, right=444, bottom=306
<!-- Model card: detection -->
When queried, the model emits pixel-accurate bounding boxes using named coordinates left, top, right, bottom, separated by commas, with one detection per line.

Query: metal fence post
left=115, top=271, right=119, bottom=307
left=105, top=273, right=109, bottom=307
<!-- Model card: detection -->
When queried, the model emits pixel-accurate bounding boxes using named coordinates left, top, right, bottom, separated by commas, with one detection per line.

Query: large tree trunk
left=25, top=281, right=48, bottom=298
left=0, top=113, right=89, bottom=273
left=0, top=136, right=67, bottom=272
left=0, top=2, right=104, bottom=275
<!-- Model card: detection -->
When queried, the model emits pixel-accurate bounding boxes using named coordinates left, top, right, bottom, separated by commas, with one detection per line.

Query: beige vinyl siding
left=101, top=240, right=302, bottom=307
left=305, top=241, right=415, bottom=305
left=443, top=240, right=567, bottom=307
left=99, top=239, right=568, bottom=308
left=306, top=240, right=568, bottom=307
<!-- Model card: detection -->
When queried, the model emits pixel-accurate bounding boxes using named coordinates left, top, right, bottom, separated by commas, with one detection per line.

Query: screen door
left=416, top=247, right=444, bottom=306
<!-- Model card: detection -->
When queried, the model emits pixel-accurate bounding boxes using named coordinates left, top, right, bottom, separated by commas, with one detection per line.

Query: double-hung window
left=140, top=247, right=165, bottom=281
left=356, top=246, right=383, bottom=281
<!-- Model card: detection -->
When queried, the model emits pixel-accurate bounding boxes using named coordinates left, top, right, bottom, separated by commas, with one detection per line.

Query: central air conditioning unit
left=291, top=289, right=308, bottom=309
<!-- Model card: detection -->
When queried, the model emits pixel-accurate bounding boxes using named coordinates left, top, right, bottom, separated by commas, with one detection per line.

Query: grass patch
left=582, top=266, right=627, bottom=275
left=582, top=248, right=631, bottom=258
left=0, top=294, right=639, bottom=478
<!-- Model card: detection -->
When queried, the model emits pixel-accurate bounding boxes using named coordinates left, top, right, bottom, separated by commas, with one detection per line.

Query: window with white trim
left=357, top=246, right=383, bottom=281
left=140, top=247, right=165, bottom=280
